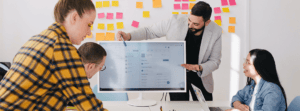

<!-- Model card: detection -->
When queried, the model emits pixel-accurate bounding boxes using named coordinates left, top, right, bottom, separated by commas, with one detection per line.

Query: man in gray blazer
left=117, top=1, right=222, bottom=101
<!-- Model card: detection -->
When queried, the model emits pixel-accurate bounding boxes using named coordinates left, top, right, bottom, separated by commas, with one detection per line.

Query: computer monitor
left=98, top=41, right=186, bottom=106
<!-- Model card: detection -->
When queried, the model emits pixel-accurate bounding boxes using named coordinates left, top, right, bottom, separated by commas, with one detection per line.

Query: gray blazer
left=130, top=14, right=222, bottom=93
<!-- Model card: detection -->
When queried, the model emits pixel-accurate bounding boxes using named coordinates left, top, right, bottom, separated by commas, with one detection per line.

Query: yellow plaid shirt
left=0, top=23, right=107, bottom=111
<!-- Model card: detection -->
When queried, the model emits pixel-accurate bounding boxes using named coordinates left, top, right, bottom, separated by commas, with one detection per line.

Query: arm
left=256, top=91, right=285, bottom=111
left=231, top=87, right=247, bottom=107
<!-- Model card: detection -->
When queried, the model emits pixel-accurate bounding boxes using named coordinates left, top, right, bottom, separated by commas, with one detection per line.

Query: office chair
left=288, top=96, right=300, bottom=111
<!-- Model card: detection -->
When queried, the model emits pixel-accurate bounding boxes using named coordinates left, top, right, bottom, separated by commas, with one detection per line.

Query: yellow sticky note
left=189, top=0, right=196, bottom=1
left=103, top=1, right=110, bottom=7
left=105, top=32, right=115, bottom=41
left=153, top=0, right=162, bottom=8
left=107, top=24, right=114, bottom=31
left=143, top=11, right=150, bottom=18
left=98, top=23, right=105, bottom=30
left=189, top=3, right=195, bottom=9
left=136, top=2, right=143, bottom=8
left=228, top=26, right=235, bottom=33
left=86, top=32, right=92, bottom=38
left=96, top=33, right=105, bottom=41
left=117, top=22, right=124, bottom=29
left=96, top=1, right=102, bottom=8
left=181, top=12, right=188, bottom=14
left=215, top=20, right=222, bottom=26
left=229, top=17, right=236, bottom=24
left=90, top=25, right=93, bottom=30
left=222, top=7, right=230, bottom=13
left=112, top=1, right=119, bottom=7
left=172, top=12, right=179, bottom=14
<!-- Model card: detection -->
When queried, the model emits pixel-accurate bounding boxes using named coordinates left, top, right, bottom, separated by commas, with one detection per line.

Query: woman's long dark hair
left=246, top=49, right=287, bottom=110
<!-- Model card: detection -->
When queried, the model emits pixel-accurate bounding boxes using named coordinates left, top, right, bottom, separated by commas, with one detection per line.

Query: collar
left=250, top=78, right=266, bottom=92
left=48, top=22, right=69, bottom=39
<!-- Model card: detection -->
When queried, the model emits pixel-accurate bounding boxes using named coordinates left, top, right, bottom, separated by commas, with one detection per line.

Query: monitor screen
left=98, top=41, right=186, bottom=92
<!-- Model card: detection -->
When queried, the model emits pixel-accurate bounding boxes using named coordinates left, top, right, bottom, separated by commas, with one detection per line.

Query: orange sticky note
left=228, top=26, right=235, bottom=33
left=105, top=32, right=115, bottom=41
left=98, top=23, right=105, bottom=30
left=189, top=0, right=196, bottom=1
left=107, top=24, right=114, bottom=31
left=117, top=22, right=124, bottom=29
left=189, top=3, right=195, bottom=9
left=103, top=1, right=110, bottom=7
left=136, top=2, right=143, bottom=8
left=222, top=7, right=230, bottom=12
left=229, top=17, right=236, bottom=24
left=215, top=20, right=222, bottom=26
left=96, top=1, right=102, bottom=8
left=96, top=33, right=105, bottom=41
left=181, top=12, right=188, bottom=14
left=172, top=12, right=179, bottom=14
left=86, top=32, right=92, bottom=38
left=143, top=11, right=150, bottom=18
left=112, top=1, right=119, bottom=7
left=153, top=0, right=162, bottom=8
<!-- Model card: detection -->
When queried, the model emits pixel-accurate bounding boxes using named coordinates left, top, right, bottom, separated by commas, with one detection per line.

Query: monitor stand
left=127, top=92, right=157, bottom=107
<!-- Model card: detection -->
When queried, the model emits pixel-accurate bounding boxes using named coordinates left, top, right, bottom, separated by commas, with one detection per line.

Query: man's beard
left=189, top=25, right=205, bottom=35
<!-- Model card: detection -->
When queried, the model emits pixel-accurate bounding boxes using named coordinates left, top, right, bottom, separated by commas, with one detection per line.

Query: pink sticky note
left=116, top=12, right=123, bottom=19
left=214, top=7, right=222, bottom=14
left=182, top=3, right=189, bottom=10
left=229, top=0, right=236, bottom=6
left=221, top=0, right=228, bottom=6
left=131, top=20, right=139, bottom=28
left=215, top=16, right=222, bottom=21
left=174, top=4, right=181, bottom=10
left=182, top=0, right=189, bottom=1
left=175, top=0, right=181, bottom=1
left=98, top=13, right=105, bottom=19
left=106, top=13, right=113, bottom=19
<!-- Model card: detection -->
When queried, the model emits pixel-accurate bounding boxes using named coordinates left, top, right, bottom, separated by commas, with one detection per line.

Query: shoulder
left=260, top=81, right=284, bottom=97
left=207, top=21, right=222, bottom=34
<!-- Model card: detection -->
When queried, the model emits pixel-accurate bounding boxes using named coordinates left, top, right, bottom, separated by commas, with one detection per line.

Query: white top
left=249, top=78, right=261, bottom=111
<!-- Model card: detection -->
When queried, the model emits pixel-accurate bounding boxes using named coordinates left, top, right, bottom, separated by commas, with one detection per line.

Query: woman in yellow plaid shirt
left=0, top=0, right=107, bottom=110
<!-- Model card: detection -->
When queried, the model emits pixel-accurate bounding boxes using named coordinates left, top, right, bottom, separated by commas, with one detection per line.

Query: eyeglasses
left=244, top=58, right=250, bottom=65
left=101, top=65, right=106, bottom=71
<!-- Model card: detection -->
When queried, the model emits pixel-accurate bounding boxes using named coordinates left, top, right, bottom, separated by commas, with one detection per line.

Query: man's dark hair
left=191, top=1, right=212, bottom=22
left=78, top=42, right=107, bottom=64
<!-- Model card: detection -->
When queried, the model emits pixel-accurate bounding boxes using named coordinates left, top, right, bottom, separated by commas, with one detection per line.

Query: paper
left=143, top=11, right=150, bottom=18
left=103, top=1, right=110, bottom=7
left=98, top=23, right=105, bottom=30
left=189, top=0, right=196, bottom=1
left=112, top=1, right=119, bottom=7
left=214, top=16, right=222, bottom=21
left=98, top=13, right=105, bottom=19
left=136, top=2, right=143, bottom=8
left=189, top=3, right=195, bottom=9
left=105, top=32, right=115, bottom=41
left=229, top=0, right=236, bottom=6
left=86, top=32, right=92, bottom=38
left=222, top=7, right=230, bottom=12
left=96, top=1, right=102, bottom=8
left=106, top=13, right=113, bottom=19
left=181, top=12, right=188, bottom=14
left=182, top=3, right=189, bottom=10
left=152, top=0, right=162, bottom=8
left=215, top=20, right=222, bottom=26
left=214, top=7, right=222, bottom=14
left=96, top=33, right=105, bottom=41
left=221, top=0, right=228, bottom=6
left=175, top=0, right=181, bottom=2
left=229, top=17, right=236, bottom=24
left=174, top=4, right=181, bottom=10
left=116, top=12, right=123, bottom=19
left=107, top=24, right=114, bottom=31
left=228, top=26, right=235, bottom=33
left=117, top=22, right=124, bottom=29
left=172, top=12, right=179, bottom=14
left=131, top=21, right=139, bottom=28
left=182, top=0, right=189, bottom=1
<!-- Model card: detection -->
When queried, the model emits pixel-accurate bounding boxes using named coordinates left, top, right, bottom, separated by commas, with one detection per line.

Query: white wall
left=250, top=0, right=300, bottom=104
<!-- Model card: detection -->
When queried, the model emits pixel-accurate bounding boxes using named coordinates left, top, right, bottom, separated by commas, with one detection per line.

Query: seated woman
left=226, top=49, right=287, bottom=111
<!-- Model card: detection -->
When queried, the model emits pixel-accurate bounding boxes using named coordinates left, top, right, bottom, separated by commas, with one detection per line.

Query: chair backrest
left=288, top=96, right=300, bottom=111
left=92, top=85, right=128, bottom=101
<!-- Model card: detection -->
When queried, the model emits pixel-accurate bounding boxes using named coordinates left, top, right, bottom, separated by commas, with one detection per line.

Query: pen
left=160, top=106, right=163, bottom=111
left=120, top=35, right=127, bottom=47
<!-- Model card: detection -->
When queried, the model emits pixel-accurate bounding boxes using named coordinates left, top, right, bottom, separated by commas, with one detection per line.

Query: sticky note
left=182, top=3, right=189, bottom=10
left=215, top=16, right=222, bottom=21
left=228, top=26, right=235, bottom=33
left=132, top=21, right=139, bottom=28
left=106, top=13, right=113, bottom=19
left=86, top=32, right=92, bottom=38
left=189, top=0, right=196, bottom=1
left=175, top=0, right=181, bottom=2
left=172, top=12, right=179, bottom=14
left=221, top=0, right=228, bottom=6
left=215, top=20, right=222, bottom=26
left=105, top=32, right=115, bottom=41
left=174, top=4, right=181, bottom=10
left=90, top=25, right=93, bottom=30
left=116, top=12, right=123, bottom=19
left=229, top=0, right=236, bottom=6
left=143, top=11, right=150, bottom=18
left=222, top=7, right=230, bottom=12
left=214, top=7, right=222, bottom=14
left=117, top=22, right=124, bottom=29
left=112, top=1, right=119, bottom=7
left=153, top=0, right=162, bottom=8
left=229, top=17, right=236, bottom=24
left=98, top=13, right=105, bottom=19
left=96, top=1, right=102, bottom=8
left=189, top=3, right=195, bottom=9
left=103, top=1, right=110, bottom=7
left=96, top=33, right=105, bottom=41
left=182, top=0, right=189, bottom=1
left=107, top=24, right=114, bottom=31
left=98, top=23, right=105, bottom=30
left=136, top=2, right=143, bottom=8
left=181, top=12, right=188, bottom=14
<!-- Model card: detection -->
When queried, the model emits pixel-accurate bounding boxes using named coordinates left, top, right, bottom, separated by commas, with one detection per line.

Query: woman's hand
left=233, top=101, right=250, bottom=111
